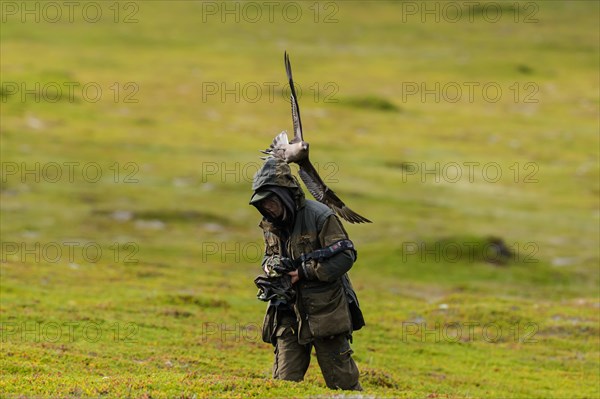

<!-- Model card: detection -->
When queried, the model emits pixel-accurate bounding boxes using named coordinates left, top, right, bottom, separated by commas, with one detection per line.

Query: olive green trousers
left=272, top=316, right=362, bottom=391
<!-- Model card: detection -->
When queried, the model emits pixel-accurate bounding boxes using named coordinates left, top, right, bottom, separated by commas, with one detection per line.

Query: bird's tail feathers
left=272, top=131, right=289, bottom=147
left=258, top=131, right=290, bottom=159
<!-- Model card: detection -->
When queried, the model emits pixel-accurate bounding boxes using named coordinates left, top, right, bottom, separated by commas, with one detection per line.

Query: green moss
left=1, top=1, right=598, bottom=397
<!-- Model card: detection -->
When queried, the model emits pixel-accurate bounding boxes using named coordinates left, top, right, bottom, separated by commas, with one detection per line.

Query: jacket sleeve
left=260, top=222, right=280, bottom=274
left=299, top=214, right=356, bottom=282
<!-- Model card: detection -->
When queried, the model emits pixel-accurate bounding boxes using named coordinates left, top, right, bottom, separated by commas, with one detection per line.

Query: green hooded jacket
left=250, top=158, right=365, bottom=345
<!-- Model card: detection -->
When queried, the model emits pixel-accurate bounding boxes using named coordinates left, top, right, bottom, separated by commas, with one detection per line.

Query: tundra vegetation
left=1, top=1, right=598, bottom=398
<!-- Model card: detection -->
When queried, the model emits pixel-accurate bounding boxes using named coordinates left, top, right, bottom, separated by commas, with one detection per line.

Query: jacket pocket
left=289, top=233, right=316, bottom=259
left=302, top=282, right=351, bottom=338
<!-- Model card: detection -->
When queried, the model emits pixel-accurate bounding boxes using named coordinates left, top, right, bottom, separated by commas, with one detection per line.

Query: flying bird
left=261, top=52, right=371, bottom=224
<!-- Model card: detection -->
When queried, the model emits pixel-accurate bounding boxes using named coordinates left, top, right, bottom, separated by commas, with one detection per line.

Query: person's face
left=260, top=195, right=284, bottom=219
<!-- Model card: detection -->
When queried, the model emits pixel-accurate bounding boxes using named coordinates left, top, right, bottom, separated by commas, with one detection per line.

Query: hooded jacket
left=250, top=158, right=365, bottom=345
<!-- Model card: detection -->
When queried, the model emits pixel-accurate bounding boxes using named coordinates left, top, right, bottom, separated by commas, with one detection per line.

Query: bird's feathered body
left=260, top=52, right=371, bottom=224
left=264, top=131, right=307, bottom=163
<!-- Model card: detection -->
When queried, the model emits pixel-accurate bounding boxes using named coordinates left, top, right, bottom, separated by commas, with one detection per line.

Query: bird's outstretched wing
left=297, top=159, right=372, bottom=224
left=284, top=52, right=303, bottom=143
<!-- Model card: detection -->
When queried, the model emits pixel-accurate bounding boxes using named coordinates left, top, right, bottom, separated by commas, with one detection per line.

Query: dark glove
left=272, top=257, right=300, bottom=275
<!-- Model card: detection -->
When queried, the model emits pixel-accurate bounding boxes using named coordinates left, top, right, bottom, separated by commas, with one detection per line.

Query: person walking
left=250, top=157, right=365, bottom=391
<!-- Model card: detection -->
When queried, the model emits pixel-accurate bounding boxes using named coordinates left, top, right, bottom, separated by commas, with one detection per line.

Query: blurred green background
left=1, top=1, right=598, bottom=398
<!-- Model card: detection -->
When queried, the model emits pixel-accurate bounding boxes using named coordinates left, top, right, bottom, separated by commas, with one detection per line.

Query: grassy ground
left=1, top=1, right=599, bottom=398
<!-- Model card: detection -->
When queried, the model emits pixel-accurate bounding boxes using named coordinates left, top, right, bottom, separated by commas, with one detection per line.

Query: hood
left=249, top=158, right=305, bottom=210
